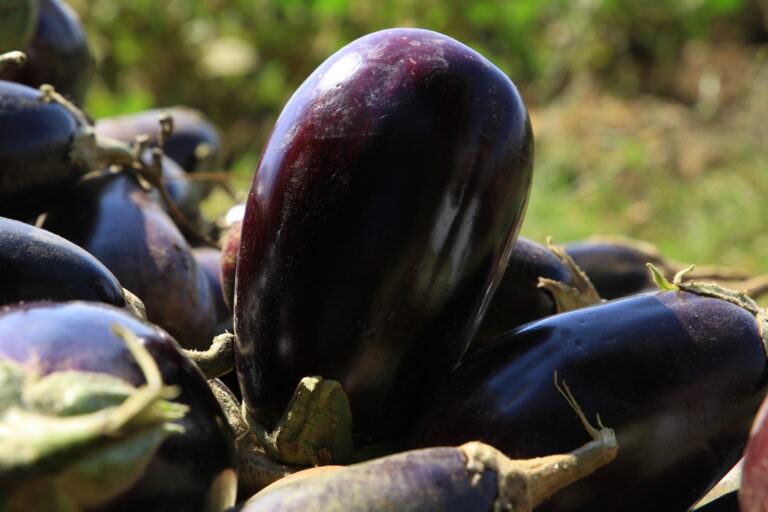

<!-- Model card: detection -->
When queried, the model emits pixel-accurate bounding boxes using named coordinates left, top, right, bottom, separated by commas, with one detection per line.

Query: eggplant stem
left=183, top=332, right=235, bottom=380
left=0, top=51, right=26, bottom=71
left=537, top=236, right=603, bottom=313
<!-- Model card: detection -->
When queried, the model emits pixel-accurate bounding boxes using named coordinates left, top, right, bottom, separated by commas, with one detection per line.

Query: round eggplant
left=42, top=171, right=217, bottom=350
left=412, top=278, right=768, bottom=511
left=0, top=300, right=236, bottom=511
left=472, top=236, right=574, bottom=346
left=0, top=216, right=125, bottom=307
left=0, top=0, right=94, bottom=106
left=234, top=28, right=533, bottom=445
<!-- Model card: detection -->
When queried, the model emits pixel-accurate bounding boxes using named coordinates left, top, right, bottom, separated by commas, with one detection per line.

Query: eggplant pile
left=2, top=4, right=768, bottom=511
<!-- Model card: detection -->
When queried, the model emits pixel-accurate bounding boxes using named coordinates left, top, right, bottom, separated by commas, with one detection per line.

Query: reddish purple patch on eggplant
left=0, top=300, right=236, bottom=511
left=0, top=0, right=94, bottom=106
left=234, top=28, right=533, bottom=443
left=0, top=80, right=84, bottom=220
left=0, top=216, right=125, bottom=307
left=413, top=290, right=767, bottom=511
left=42, top=171, right=216, bottom=350
left=219, top=218, right=241, bottom=312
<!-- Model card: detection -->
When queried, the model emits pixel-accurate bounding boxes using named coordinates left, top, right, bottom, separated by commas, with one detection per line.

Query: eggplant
left=219, top=218, right=241, bottom=312
left=95, top=106, right=223, bottom=196
left=42, top=171, right=217, bottom=350
left=472, top=236, right=575, bottom=346
left=412, top=275, right=768, bottom=511
left=240, top=429, right=616, bottom=512
left=234, top=28, right=533, bottom=445
left=0, top=0, right=38, bottom=52
left=739, top=390, right=768, bottom=511
left=0, top=216, right=125, bottom=307
left=0, top=0, right=94, bottom=106
left=0, top=80, right=133, bottom=220
left=0, top=300, right=236, bottom=511
left=193, top=246, right=231, bottom=327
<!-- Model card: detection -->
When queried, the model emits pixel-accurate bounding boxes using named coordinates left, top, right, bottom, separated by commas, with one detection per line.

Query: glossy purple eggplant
left=0, top=300, right=236, bottom=511
left=0, top=216, right=125, bottom=307
left=42, top=171, right=216, bottom=350
left=412, top=288, right=768, bottom=511
left=0, top=0, right=94, bottom=106
left=235, top=28, right=533, bottom=444
left=472, top=236, right=574, bottom=346
left=0, top=80, right=87, bottom=219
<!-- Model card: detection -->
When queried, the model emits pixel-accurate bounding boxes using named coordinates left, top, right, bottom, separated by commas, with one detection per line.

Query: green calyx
left=648, top=263, right=768, bottom=356
left=0, top=324, right=189, bottom=512
left=243, top=376, right=354, bottom=467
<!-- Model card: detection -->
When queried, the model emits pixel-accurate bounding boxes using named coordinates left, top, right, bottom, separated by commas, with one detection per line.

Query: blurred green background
left=70, top=0, right=768, bottom=275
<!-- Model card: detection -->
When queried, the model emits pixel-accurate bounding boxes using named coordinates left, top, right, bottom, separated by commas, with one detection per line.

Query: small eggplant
left=0, top=300, right=236, bottom=511
left=95, top=106, right=223, bottom=196
left=0, top=216, right=125, bottom=307
left=0, top=0, right=94, bottom=106
left=412, top=272, right=768, bottom=511
left=0, top=81, right=133, bottom=220
left=234, top=28, right=533, bottom=446
left=193, top=246, right=231, bottom=327
left=42, top=171, right=217, bottom=350
left=472, top=237, right=576, bottom=346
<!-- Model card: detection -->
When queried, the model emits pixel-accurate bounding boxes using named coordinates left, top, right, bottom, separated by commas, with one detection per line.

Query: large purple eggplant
left=42, top=171, right=216, bottom=350
left=412, top=276, right=768, bottom=511
left=0, top=0, right=94, bottom=106
left=0, top=300, right=236, bottom=511
left=0, top=216, right=125, bottom=307
left=234, top=28, right=533, bottom=445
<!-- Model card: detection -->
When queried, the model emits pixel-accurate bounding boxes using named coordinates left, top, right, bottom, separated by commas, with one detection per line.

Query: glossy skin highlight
left=0, top=301, right=236, bottom=512
left=413, top=291, right=767, bottom=511
left=234, top=28, right=533, bottom=443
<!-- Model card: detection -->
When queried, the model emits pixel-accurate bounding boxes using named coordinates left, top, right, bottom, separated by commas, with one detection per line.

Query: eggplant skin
left=0, top=0, right=95, bottom=106
left=239, top=447, right=497, bottom=512
left=0, top=301, right=236, bottom=512
left=0, top=216, right=125, bottom=307
left=234, top=28, right=533, bottom=443
left=412, top=290, right=767, bottom=511
left=473, top=236, right=573, bottom=346
left=0, top=80, right=82, bottom=220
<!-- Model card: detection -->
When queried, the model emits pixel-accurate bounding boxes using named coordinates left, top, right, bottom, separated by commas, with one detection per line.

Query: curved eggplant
left=0, top=300, right=236, bottom=511
left=234, top=28, right=533, bottom=444
left=472, top=236, right=574, bottom=346
left=412, top=281, right=768, bottom=511
left=0, top=216, right=125, bottom=307
left=0, top=0, right=94, bottom=106
left=42, top=171, right=216, bottom=350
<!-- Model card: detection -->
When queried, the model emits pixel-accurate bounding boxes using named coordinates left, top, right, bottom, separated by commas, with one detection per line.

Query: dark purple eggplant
left=0, top=0, right=38, bottom=52
left=234, top=28, right=533, bottom=445
left=0, top=0, right=94, bottom=106
left=472, top=236, right=575, bottom=346
left=0, top=80, right=134, bottom=220
left=0, top=216, right=125, bottom=307
left=95, top=106, right=223, bottom=196
left=42, top=171, right=217, bottom=350
left=0, top=300, right=236, bottom=511
left=412, top=276, right=768, bottom=511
